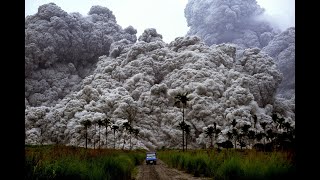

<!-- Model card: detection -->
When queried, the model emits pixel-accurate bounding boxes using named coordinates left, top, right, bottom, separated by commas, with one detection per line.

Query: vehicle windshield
left=146, top=153, right=156, bottom=158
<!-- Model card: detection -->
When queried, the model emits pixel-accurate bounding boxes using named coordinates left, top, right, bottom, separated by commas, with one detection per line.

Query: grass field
left=25, top=145, right=145, bottom=180
left=158, top=148, right=296, bottom=180
left=25, top=145, right=296, bottom=180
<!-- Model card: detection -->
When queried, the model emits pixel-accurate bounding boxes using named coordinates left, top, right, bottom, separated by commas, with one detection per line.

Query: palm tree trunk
left=105, top=127, right=108, bottom=148
left=93, top=124, right=96, bottom=150
left=130, top=133, right=132, bottom=150
left=122, top=137, right=125, bottom=150
left=114, top=130, right=116, bottom=149
left=182, top=105, right=185, bottom=152
left=99, top=126, right=101, bottom=149
left=186, top=134, right=188, bottom=151
left=85, top=127, right=88, bottom=149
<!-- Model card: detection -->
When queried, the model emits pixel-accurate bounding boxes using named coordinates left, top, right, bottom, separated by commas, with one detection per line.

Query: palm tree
left=272, top=113, right=285, bottom=131
left=248, top=130, right=256, bottom=148
left=266, top=129, right=276, bottom=150
left=185, top=124, right=191, bottom=151
left=81, top=120, right=92, bottom=149
left=205, top=126, right=215, bottom=149
left=103, top=118, right=111, bottom=148
left=260, top=122, right=268, bottom=149
left=255, top=132, right=263, bottom=143
left=128, top=127, right=135, bottom=150
left=213, top=122, right=221, bottom=146
left=231, top=119, right=238, bottom=149
left=123, top=121, right=132, bottom=150
left=178, top=121, right=187, bottom=151
left=226, top=131, right=233, bottom=141
left=175, top=92, right=190, bottom=151
left=283, top=122, right=292, bottom=133
left=132, top=128, right=139, bottom=148
left=232, top=128, right=238, bottom=149
left=240, top=124, right=251, bottom=149
left=92, top=121, right=97, bottom=150
left=111, top=124, right=119, bottom=149
left=97, top=119, right=103, bottom=149
left=252, top=115, right=258, bottom=132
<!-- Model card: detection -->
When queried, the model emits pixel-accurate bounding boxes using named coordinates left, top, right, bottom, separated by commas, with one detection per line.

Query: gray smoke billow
left=184, top=0, right=278, bottom=48
left=25, top=3, right=294, bottom=150
left=25, top=29, right=294, bottom=149
left=25, top=3, right=137, bottom=107
left=184, top=0, right=295, bottom=99
left=262, top=27, right=295, bottom=99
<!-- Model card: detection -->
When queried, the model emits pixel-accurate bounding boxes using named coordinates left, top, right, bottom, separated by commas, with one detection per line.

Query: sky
left=257, top=0, right=295, bottom=31
left=25, top=0, right=295, bottom=43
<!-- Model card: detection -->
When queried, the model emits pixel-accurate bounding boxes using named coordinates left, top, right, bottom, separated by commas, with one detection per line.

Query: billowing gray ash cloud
left=25, top=30, right=295, bottom=149
left=184, top=0, right=294, bottom=99
left=262, top=27, right=295, bottom=99
left=25, top=3, right=137, bottom=107
left=184, top=0, right=279, bottom=48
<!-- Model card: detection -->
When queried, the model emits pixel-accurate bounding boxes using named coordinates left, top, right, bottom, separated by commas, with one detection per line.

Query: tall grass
left=158, top=149, right=295, bottom=180
left=25, top=145, right=145, bottom=180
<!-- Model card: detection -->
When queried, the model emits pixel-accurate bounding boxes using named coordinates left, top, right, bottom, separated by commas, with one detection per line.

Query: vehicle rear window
left=147, top=153, right=156, bottom=158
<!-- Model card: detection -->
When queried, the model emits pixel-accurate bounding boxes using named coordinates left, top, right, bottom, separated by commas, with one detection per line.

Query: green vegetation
left=25, top=144, right=145, bottom=180
left=158, top=149, right=296, bottom=179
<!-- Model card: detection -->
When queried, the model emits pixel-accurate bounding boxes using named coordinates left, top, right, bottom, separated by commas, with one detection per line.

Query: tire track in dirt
left=135, top=159, right=211, bottom=180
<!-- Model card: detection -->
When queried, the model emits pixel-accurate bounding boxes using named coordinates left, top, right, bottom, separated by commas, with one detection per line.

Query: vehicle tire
left=154, top=162, right=156, bottom=165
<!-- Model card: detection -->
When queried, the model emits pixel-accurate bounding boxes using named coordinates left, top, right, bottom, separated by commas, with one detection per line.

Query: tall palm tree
left=241, top=124, right=251, bottom=149
left=103, top=118, right=111, bottom=148
left=205, top=126, right=215, bottom=149
left=226, top=131, right=233, bottom=142
left=122, top=121, right=132, bottom=150
left=260, top=122, right=268, bottom=149
left=111, top=124, right=119, bottom=149
left=81, top=120, right=92, bottom=149
left=132, top=128, right=139, bottom=149
left=185, top=124, right=191, bottom=151
left=213, top=122, right=221, bottom=146
left=272, top=113, right=285, bottom=132
left=248, top=130, right=256, bottom=148
left=283, top=122, right=292, bottom=133
left=128, top=127, right=135, bottom=150
left=97, top=119, right=103, bottom=149
left=93, top=121, right=97, bottom=150
left=232, top=128, right=238, bottom=149
left=178, top=121, right=187, bottom=151
left=252, top=115, right=258, bottom=132
left=231, top=119, right=238, bottom=149
left=266, top=129, right=276, bottom=147
left=175, top=92, right=190, bottom=152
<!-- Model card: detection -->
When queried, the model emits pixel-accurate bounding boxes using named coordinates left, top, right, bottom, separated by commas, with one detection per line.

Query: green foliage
left=158, top=149, right=295, bottom=179
left=25, top=145, right=145, bottom=180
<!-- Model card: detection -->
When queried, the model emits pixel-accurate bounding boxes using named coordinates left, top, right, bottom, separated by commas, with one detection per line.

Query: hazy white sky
left=25, top=0, right=295, bottom=43
left=257, top=0, right=295, bottom=31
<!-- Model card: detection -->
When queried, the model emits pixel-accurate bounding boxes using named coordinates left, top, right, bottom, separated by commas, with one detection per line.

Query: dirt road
left=135, top=159, right=211, bottom=180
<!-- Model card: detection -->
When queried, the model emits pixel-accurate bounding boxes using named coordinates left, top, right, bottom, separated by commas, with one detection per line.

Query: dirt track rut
left=135, top=159, right=211, bottom=180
